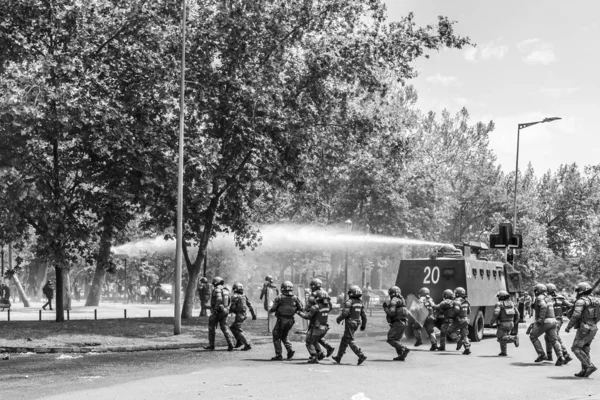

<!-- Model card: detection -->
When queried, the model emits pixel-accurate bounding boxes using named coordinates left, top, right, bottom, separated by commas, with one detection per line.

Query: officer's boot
left=414, top=339, right=422, bottom=347
left=585, top=365, right=598, bottom=377
left=242, top=344, right=252, bottom=351
left=326, top=346, right=336, bottom=358
left=357, top=353, right=367, bottom=365
left=534, top=354, right=547, bottom=363
left=271, top=354, right=283, bottom=361
left=564, top=353, right=573, bottom=364
left=399, top=348, right=411, bottom=361
left=307, top=356, right=319, bottom=364
left=574, top=370, right=587, bottom=378
left=546, top=352, right=553, bottom=362
left=235, top=340, right=243, bottom=349
left=429, top=344, right=438, bottom=351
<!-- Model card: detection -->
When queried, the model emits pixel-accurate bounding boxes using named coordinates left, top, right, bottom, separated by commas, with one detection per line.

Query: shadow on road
left=547, top=376, right=583, bottom=380
left=435, top=353, right=464, bottom=356
left=510, top=362, right=554, bottom=367
left=477, top=355, right=512, bottom=358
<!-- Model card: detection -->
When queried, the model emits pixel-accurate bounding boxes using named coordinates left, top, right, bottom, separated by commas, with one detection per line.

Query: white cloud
left=454, top=97, right=469, bottom=106
left=517, top=38, right=558, bottom=65
left=425, top=73, right=462, bottom=86
left=464, top=41, right=508, bottom=62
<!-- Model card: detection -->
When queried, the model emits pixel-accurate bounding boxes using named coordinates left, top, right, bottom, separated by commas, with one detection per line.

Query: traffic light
left=507, top=251, right=514, bottom=264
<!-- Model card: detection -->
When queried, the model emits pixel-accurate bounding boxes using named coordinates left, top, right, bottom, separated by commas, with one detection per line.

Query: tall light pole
left=344, top=219, right=352, bottom=300
left=174, top=0, right=187, bottom=335
left=513, top=117, right=561, bottom=231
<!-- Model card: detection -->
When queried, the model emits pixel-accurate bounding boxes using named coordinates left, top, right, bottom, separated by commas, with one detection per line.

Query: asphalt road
left=1, top=329, right=599, bottom=400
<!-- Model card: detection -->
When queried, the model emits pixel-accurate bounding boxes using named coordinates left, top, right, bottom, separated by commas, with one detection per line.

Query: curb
left=0, top=332, right=389, bottom=355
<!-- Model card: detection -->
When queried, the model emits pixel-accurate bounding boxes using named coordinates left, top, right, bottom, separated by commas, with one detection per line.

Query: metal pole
left=124, top=258, right=127, bottom=304
left=513, top=125, right=520, bottom=232
left=1, top=246, right=4, bottom=278
left=174, top=0, right=186, bottom=335
left=344, top=246, right=348, bottom=301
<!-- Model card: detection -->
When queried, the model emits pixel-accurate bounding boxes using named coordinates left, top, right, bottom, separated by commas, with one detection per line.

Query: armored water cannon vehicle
left=395, top=241, right=523, bottom=341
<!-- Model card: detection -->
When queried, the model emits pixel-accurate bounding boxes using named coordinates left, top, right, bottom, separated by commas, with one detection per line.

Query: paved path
left=2, top=328, right=599, bottom=400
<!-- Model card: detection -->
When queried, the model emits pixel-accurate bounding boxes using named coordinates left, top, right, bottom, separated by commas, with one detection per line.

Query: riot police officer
left=332, top=285, right=367, bottom=365
left=435, top=289, right=456, bottom=351
left=413, top=287, right=438, bottom=351
left=229, top=282, right=257, bottom=351
left=565, top=282, right=599, bottom=378
left=297, top=289, right=331, bottom=364
left=269, top=281, right=303, bottom=361
left=545, top=283, right=573, bottom=364
left=448, top=287, right=471, bottom=355
left=197, top=277, right=211, bottom=317
left=489, top=290, right=520, bottom=356
left=260, top=275, right=279, bottom=311
left=204, top=277, right=235, bottom=351
left=306, top=278, right=335, bottom=358
left=529, top=283, right=564, bottom=365
left=384, top=286, right=410, bottom=361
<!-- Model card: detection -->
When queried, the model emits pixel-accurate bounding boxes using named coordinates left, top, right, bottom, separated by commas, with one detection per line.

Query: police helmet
left=265, top=275, right=273, bottom=283
left=419, top=287, right=430, bottom=297
left=348, top=285, right=362, bottom=299
left=443, top=289, right=455, bottom=300
left=212, top=276, right=224, bottom=286
left=533, top=283, right=547, bottom=296
left=388, top=286, right=401, bottom=298
left=496, top=290, right=509, bottom=300
left=454, top=287, right=467, bottom=298
left=310, top=278, right=323, bottom=291
left=199, top=277, right=208, bottom=283
left=555, top=293, right=566, bottom=300
left=546, top=283, right=557, bottom=295
left=232, top=282, right=244, bottom=294
left=315, top=289, right=329, bottom=303
left=281, top=281, right=294, bottom=295
left=575, top=282, right=592, bottom=295
left=306, top=295, right=316, bottom=306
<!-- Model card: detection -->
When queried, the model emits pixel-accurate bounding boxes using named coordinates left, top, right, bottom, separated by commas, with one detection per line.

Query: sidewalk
left=0, top=301, right=391, bottom=354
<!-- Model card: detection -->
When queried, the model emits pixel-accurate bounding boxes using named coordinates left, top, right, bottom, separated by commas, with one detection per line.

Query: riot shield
left=406, top=294, right=429, bottom=327
left=266, top=286, right=278, bottom=333
left=296, top=285, right=309, bottom=331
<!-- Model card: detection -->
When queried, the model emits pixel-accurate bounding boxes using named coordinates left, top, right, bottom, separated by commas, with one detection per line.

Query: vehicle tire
left=469, top=310, right=484, bottom=342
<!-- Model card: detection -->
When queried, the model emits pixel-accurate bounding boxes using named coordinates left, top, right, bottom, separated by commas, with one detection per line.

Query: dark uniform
left=413, top=293, right=438, bottom=351
left=448, top=295, right=471, bottom=355
left=229, top=285, right=256, bottom=351
left=205, top=278, right=234, bottom=351
left=490, top=293, right=520, bottom=356
left=436, top=297, right=456, bottom=351
left=0, top=283, right=11, bottom=310
left=529, top=284, right=563, bottom=364
left=384, top=287, right=410, bottom=361
left=269, top=282, right=303, bottom=360
left=546, top=292, right=573, bottom=363
left=333, top=286, right=367, bottom=365
left=297, top=290, right=331, bottom=363
left=565, top=282, right=599, bottom=377
left=197, top=278, right=211, bottom=317
left=305, top=295, right=335, bottom=359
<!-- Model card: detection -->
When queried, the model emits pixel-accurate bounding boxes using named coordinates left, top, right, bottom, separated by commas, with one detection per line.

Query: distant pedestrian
left=140, top=284, right=148, bottom=304
left=42, top=280, right=54, bottom=310
left=154, top=284, right=162, bottom=304
left=362, top=283, right=372, bottom=313
left=73, top=282, right=80, bottom=302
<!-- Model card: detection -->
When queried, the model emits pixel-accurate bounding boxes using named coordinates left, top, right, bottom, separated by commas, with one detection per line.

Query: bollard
left=67, top=310, right=70, bottom=320
left=94, top=309, right=97, bottom=320
left=7, top=309, right=10, bottom=322
left=148, top=310, right=151, bottom=318
left=39, top=310, right=42, bottom=321
left=124, top=309, right=127, bottom=319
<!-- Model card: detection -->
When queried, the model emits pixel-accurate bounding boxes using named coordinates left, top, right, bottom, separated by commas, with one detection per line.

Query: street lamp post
left=344, top=219, right=352, bottom=301
left=513, top=117, right=561, bottom=231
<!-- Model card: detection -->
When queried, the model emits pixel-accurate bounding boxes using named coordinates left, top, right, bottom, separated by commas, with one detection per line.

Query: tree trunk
left=63, top=267, right=71, bottom=311
left=85, top=231, right=111, bottom=306
left=181, top=245, right=203, bottom=319
left=55, top=264, right=64, bottom=322
left=11, top=275, right=30, bottom=307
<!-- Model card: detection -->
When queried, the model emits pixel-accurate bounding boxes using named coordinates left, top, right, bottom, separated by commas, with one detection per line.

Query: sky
left=383, top=0, right=599, bottom=176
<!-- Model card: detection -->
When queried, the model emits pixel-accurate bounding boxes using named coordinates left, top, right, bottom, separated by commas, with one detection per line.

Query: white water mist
left=112, top=224, right=448, bottom=256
